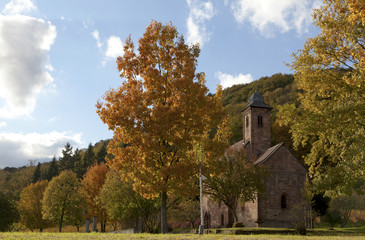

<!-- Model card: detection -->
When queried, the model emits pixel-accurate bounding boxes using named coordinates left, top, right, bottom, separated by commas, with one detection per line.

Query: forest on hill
left=2, top=70, right=362, bottom=232
left=0, top=140, right=109, bottom=201
left=0, top=72, right=305, bottom=232
left=0, top=72, right=298, bottom=196
left=222, top=73, right=307, bottom=159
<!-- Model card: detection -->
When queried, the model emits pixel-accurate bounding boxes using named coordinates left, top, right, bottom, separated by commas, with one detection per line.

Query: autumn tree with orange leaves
left=81, top=163, right=109, bottom=232
left=96, top=21, right=230, bottom=233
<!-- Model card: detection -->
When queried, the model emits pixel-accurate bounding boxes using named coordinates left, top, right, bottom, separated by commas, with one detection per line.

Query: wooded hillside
left=222, top=73, right=299, bottom=152
left=0, top=73, right=300, bottom=192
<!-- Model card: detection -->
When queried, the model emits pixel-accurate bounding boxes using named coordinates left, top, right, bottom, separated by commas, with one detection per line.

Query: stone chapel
left=203, top=91, right=308, bottom=228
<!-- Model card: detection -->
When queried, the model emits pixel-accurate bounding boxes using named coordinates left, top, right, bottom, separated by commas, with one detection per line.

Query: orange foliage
left=96, top=21, right=230, bottom=199
left=81, top=163, right=109, bottom=231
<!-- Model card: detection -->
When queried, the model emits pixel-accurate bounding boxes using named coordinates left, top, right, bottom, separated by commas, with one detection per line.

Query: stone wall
left=203, top=196, right=229, bottom=228
left=203, top=195, right=260, bottom=228
left=258, top=145, right=307, bottom=228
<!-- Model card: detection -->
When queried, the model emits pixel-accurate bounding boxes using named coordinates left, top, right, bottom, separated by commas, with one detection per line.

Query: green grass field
left=0, top=233, right=365, bottom=240
left=0, top=226, right=364, bottom=240
left=1, top=227, right=365, bottom=240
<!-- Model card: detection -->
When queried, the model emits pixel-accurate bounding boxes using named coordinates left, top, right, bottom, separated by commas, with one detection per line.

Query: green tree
left=328, top=194, right=365, bottom=227
left=96, top=21, right=230, bottom=233
left=4, top=162, right=35, bottom=200
left=18, top=180, right=52, bottom=231
left=0, top=191, right=18, bottom=232
left=278, top=0, right=365, bottom=195
left=45, top=157, right=59, bottom=181
left=100, top=170, right=160, bottom=232
left=73, top=149, right=84, bottom=179
left=58, top=143, right=74, bottom=172
left=168, top=197, right=200, bottom=229
left=42, top=170, right=86, bottom=232
left=204, top=149, right=266, bottom=223
left=82, top=144, right=95, bottom=172
left=96, top=143, right=107, bottom=164
left=31, top=162, right=41, bottom=183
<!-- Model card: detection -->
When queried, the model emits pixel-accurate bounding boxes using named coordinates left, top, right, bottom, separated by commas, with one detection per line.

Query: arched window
left=246, top=116, right=249, bottom=128
left=281, top=194, right=287, bottom=209
left=221, top=214, right=224, bottom=227
left=258, top=115, right=263, bottom=127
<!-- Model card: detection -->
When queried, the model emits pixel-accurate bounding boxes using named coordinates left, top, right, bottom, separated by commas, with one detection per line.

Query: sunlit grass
left=1, top=225, right=364, bottom=240
left=0, top=232, right=365, bottom=240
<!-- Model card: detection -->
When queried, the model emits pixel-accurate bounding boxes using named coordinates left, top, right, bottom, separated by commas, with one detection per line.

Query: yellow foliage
left=281, top=0, right=365, bottom=195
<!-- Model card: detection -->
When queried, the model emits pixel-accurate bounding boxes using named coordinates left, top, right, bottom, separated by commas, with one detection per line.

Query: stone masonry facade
left=203, top=91, right=308, bottom=228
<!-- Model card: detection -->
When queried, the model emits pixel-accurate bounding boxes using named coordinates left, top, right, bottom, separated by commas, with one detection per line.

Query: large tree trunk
left=229, top=207, right=238, bottom=223
left=160, top=191, right=168, bottom=233
left=101, top=218, right=106, bottom=232
left=227, top=197, right=238, bottom=225
left=59, top=210, right=64, bottom=232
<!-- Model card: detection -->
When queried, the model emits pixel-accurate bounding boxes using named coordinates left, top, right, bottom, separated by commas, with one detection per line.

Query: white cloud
left=216, top=71, right=253, bottom=89
left=105, top=36, right=124, bottom=58
left=230, top=0, right=319, bottom=37
left=186, top=0, right=215, bottom=47
left=0, top=14, right=56, bottom=118
left=0, top=0, right=56, bottom=119
left=2, top=0, right=36, bottom=15
left=92, top=30, right=103, bottom=49
left=92, top=30, right=124, bottom=65
left=0, top=121, right=6, bottom=127
left=0, top=131, right=83, bottom=168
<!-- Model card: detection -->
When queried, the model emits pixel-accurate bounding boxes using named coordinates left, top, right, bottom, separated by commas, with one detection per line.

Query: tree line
left=1, top=0, right=365, bottom=232
left=0, top=145, right=203, bottom=232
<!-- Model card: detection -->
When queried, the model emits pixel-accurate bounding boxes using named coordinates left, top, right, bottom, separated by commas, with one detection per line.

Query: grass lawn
left=0, top=226, right=364, bottom=240
left=0, top=233, right=364, bottom=240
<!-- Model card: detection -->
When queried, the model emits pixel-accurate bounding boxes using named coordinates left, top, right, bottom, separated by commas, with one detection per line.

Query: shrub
left=295, top=225, right=307, bottom=235
left=232, top=222, right=244, bottom=228
left=323, top=209, right=341, bottom=228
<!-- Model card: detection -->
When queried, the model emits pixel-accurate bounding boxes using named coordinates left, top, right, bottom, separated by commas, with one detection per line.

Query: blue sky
left=0, top=0, right=320, bottom=168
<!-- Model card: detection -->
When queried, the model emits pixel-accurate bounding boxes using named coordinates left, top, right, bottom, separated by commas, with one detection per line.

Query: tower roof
left=242, top=90, right=272, bottom=111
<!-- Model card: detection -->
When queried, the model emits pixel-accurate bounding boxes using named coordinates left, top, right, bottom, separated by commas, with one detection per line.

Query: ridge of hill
left=222, top=73, right=297, bottom=144
left=0, top=73, right=303, bottom=199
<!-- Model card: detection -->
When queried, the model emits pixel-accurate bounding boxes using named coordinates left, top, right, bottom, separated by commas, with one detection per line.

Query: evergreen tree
left=82, top=143, right=95, bottom=170
left=46, top=156, right=59, bottom=181
left=73, top=149, right=84, bottom=179
left=58, top=143, right=74, bottom=172
left=31, top=162, right=41, bottom=183
left=96, top=143, right=107, bottom=164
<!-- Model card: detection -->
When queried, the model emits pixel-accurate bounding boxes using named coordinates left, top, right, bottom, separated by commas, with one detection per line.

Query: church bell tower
left=242, top=90, right=272, bottom=157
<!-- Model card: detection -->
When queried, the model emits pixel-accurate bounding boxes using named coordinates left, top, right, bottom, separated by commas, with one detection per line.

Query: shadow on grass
left=203, top=226, right=365, bottom=236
